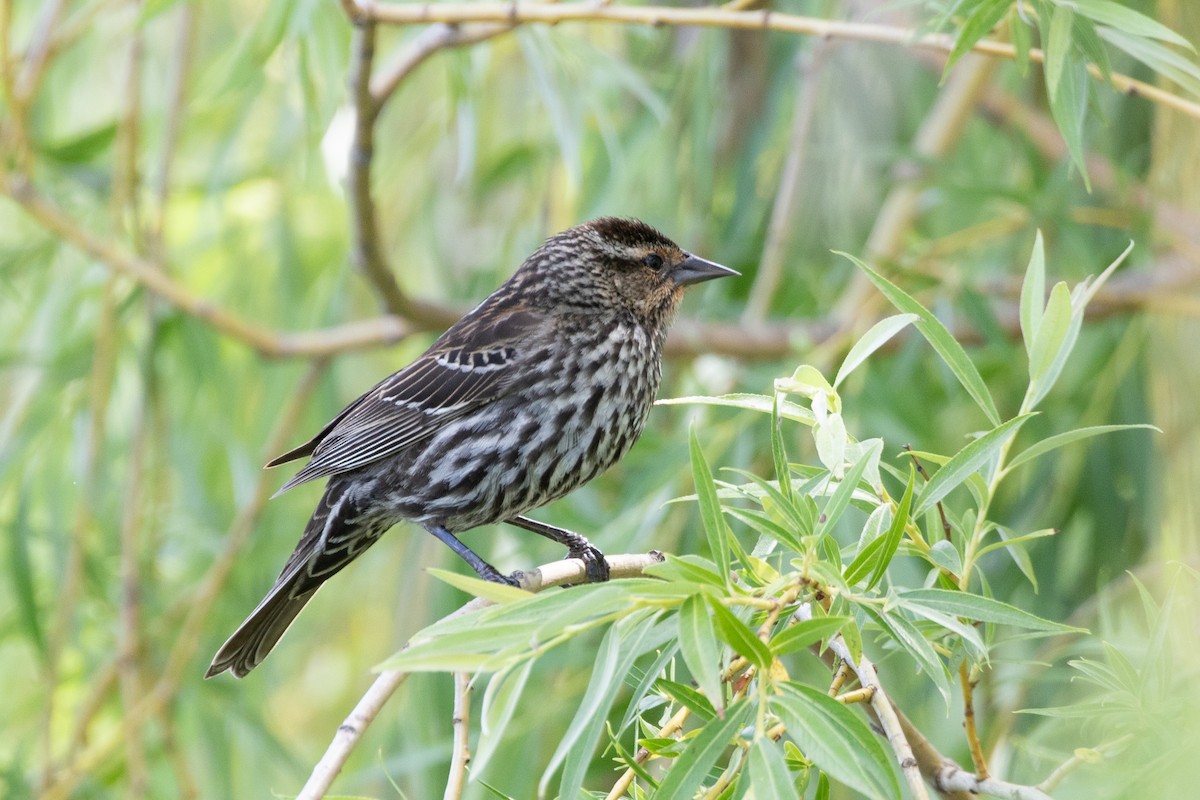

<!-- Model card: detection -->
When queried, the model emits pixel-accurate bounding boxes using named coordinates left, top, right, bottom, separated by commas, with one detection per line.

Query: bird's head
left=515, top=217, right=738, bottom=326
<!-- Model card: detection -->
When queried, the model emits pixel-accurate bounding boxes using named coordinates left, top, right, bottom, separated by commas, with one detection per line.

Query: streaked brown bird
left=206, top=217, right=737, bottom=678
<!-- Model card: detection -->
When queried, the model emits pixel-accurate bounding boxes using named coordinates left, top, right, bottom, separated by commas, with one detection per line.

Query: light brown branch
left=444, top=671, right=473, bottom=800
left=299, top=552, right=665, bottom=800
left=370, top=21, right=515, bottom=105
left=359, top=2, right=1200, bottom=121
left=959, top=661, right=989, bottom=779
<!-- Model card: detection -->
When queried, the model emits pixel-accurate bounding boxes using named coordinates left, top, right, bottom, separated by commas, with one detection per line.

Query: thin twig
left=959, top=661, right=989, bottom=779
left=444, top=671, right=473, bottom=800
left=1037, top=733, right=1132, bottom=793
left=299, top=552, right=665, bottom=800
left=370, top=21, right=515, bottom=105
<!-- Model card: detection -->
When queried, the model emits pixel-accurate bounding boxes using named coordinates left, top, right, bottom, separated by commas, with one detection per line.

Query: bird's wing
left=271, top=304, right=549, bottom=495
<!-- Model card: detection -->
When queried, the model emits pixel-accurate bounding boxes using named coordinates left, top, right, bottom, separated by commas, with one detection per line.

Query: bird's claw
left=568, top=544, right=610, bottom=583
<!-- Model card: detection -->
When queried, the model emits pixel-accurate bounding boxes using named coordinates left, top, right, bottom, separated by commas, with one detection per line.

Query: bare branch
left=444, top=672, right=472, bottom=800
left=358, top=2, right=1200, bottom=121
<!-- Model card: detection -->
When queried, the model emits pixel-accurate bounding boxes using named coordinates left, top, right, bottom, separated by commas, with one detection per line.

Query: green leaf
left=842, top=253, right=1000, bottom=425
left=652, top=700, right=752, bottom=798
left=425, top=567, right=532, bottom=605
left=655, top=678, right=718, bottom=722
left=771, top=617, right=852, bottom=657
left=678, top=595, right=726, bottom=717
left=644, top=553, right=728, bottom=589
left=868, top=467, right=915, bottom=589
left=1070, top=0, right=1195, bottom=50
left=1019, top=230, right=1046, bottom=356
left=771, top=684, right=900, bottom=800
left=748, top=739, right=801, bottom=800
left=1007, top=424, right=1159, bottom=472
left=1027, top=281, right=1072, bottom=393
left=1011, top=6, right=1032, bottom=76
left=658, top=393, right=815, bottom=426
left=899, top=588, right=1087, bottom=633
left=549, top=612, right=668, bottom=798
left=817, top=447, right=873, bottom=537
left=833, top=313, right=918, bottom=388
left=945, top=0, right=1011, bottom=73
left=1099, top=28, right=1200, bottom=97
left=927, top=539, right=964, bottom=576
left=690, top=426, right=732, bottom=584
left=1047, top=51, right=1092, bottom=189
left=771, top=394, right=793, bottom=499
left=859, top=604, right=951, bottom=703
left=708, top=598, right=773, bottom=670
left=915, top=415, right=1033, bottom=517
left=1045, top=5, right=1074, bottom=102
left=474, top=659, right=534, bottom=775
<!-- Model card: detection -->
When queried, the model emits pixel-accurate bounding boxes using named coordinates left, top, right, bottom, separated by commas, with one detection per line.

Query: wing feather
left=271, top=304, right=547, bottom=495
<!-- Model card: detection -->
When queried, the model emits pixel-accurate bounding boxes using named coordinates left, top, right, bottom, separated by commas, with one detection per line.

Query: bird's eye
left=643, top=253, right=665, bottom=270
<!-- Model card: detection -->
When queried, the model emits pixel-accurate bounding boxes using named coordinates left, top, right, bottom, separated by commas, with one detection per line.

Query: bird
left=206, top=217, right=737, bottom=678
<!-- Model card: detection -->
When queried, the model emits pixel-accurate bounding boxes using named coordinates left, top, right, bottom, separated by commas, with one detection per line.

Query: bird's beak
left=671, top=254, right=740, bottom=286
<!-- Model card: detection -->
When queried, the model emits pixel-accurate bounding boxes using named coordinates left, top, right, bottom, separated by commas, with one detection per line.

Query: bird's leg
left=507, top=515, right=610, bottom=583
left=425, top=524, right=519, bottom=587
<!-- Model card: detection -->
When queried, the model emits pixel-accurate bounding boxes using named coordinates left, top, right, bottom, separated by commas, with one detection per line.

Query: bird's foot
left=477, top=563, right=522, bottom=587
left=567, top=542, right=610, bottom=583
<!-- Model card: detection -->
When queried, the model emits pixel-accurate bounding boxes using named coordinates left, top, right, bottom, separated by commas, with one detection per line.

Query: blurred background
left=1, top=0, right=1197, bottom=797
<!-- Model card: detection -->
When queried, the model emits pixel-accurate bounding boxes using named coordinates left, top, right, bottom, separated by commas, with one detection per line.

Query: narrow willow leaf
left=1099, top=28, right=1200, bottom=96
left=549, top=612, right=667, bottom=798
left=770, top=617, right=851, bottom=657
left=1007, top=424, right=1159, bottom=472
left=899, top=588, right=1087, bottom=633
left=748, top=739, right=801, bottom=800
left=817, top=449, right=872, bottom=538
left=1027, top=281, right=1073, bottom=400
left=1048, top=54, right=1091, bottom=188
left=772, top=394, right=793, bottom=499
left=690, top=425, right=732, bottom=583
left=619, top=644, right=679, bottom=734
left=866, top=466, right=915, bottom=590
left=1019, top=230, right=1046, bottom=355
left=474, top=659, right=534, bottom=775
left=425, top=567, right=532, bottom=604
left=726, top=507, right=806, bottom=554
left=927, top=539, right=963, bottom=576
left=708, top=598, right=773, bottom=670
left=658, top=393, right=815, bottom=425
left=861, top=604, right=951, bottom=703
left=771, top=684, right=899, bottom=800
left=1072, top=0, right=1195, bottom=49
left=945, top=0, right=1012, bottom=73
left=678, top=595, right=726, bottom=717
left=842, top=253, right=1000, bottom=425
left=652, top=700, right=752, bottom=798
left=1072, top=14, right=1113, bottom=84
left=833, top=313, right=918, bottom=388
left=977, top=526, right=1057, bottom=559
left=644, top=553, right=727, bottom=588
left=655, top=678, right=718, bottom=722
left=1045, top=5, right=1074, bottom=102
left=914, top=415, right=1032, bottom=517
left=1011, top=5, right=1032, bottom=75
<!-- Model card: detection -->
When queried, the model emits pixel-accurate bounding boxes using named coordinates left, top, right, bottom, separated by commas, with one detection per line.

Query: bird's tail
left=205, top=566, right=317, bottom=679
left=206, top=479, right=381, bottom=679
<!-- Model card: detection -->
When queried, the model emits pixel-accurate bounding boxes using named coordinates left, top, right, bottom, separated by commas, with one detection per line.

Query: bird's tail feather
left=205, top=568, right=316, bottom=679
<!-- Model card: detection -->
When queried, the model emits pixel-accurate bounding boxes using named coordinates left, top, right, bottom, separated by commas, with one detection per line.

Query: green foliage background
left=1, top=0, right=1198, bottom=798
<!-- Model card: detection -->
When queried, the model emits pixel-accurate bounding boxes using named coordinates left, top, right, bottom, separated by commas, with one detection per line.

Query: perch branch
left=298, top=552, right=665, bottom=800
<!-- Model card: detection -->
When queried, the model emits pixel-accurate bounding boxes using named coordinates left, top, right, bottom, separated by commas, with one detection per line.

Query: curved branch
left=298, top=552, right=665, bottom=800
left=357, top=2, right=1200, bottom=121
